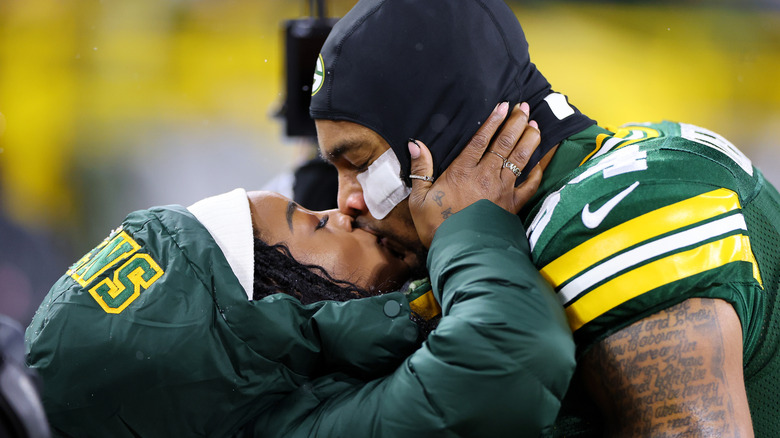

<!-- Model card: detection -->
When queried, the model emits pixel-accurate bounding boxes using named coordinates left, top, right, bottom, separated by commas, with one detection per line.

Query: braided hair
left=252, top=237, right=370, bottom=304
left=252, top=237, right=437, bottom=339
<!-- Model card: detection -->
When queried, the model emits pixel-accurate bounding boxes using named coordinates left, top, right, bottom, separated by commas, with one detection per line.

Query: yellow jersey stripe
left=559, top=213, right=749, bottom=304
left=540, top=188, right=741, bottom=289
left=565, top=233, right=760, bottom=331
left=580, top=133, right=611, bottom=165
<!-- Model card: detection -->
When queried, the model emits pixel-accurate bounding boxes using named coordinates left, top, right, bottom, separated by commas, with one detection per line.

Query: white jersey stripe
left=559, top=213, right=748, bottom=305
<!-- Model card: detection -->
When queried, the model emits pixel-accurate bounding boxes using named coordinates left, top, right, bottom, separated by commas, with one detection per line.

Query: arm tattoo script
left=581, top=299, right=743, bottom=437
left=441, top=207, right=453, bottom=220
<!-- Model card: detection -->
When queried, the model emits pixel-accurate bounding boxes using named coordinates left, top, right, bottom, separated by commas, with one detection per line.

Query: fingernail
left=529, top=120, right=539, bottom=130
left=408, top=139, right=420, bottom=159
left=497, top=101, right=509, bottom=115
left=520, top=102, right=530, bottom=116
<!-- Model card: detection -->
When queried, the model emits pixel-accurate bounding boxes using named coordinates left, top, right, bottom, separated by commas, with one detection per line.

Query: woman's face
left=248, top=191, right=414, bottom=294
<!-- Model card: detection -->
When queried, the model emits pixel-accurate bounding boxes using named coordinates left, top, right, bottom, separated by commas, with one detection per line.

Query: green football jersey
left=524, top=122, right=780, bottom=436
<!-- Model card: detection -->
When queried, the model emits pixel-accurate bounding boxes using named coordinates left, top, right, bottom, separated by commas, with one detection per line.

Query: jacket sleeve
left=250, top=200, right=576, bottom=437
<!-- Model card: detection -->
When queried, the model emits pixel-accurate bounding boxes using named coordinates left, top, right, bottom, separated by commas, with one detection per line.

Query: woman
left=25, top=104, right=575, bottom=437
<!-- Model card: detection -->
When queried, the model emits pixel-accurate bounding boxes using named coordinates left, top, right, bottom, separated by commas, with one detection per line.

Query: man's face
left=316, top=119, right=426, bottom=272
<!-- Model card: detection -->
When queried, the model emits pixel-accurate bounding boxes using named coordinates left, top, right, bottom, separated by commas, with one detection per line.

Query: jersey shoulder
left=588, top=121, right=755, bottom=178
left=528, top=121, right=757, bottom=258
left=527, top=121, right=765, bottom=351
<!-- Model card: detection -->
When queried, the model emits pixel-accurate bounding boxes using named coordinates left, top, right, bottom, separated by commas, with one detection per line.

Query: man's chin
left=381, top=235, right=427, bottom=277
left=405, top=248, right=429, bottom=280
left=355, top=220, right=425, bottom=262
left=370, top=253, right=428, bottom=296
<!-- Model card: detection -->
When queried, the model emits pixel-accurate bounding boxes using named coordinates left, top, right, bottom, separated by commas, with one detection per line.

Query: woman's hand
left=408, top=102, right=543, bottom=248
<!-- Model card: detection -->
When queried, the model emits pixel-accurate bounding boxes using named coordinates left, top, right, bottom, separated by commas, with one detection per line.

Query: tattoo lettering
left=432, top=191, right=445, bottom=207
left=441, top=207, right=453, bottom=220
left=582, top=299, right=740, bottom=437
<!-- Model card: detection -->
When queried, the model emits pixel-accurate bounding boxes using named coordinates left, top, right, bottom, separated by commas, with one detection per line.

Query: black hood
left=310, top=0, right=596, bottom=181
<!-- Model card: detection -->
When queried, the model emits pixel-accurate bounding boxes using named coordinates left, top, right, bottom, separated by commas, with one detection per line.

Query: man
left=309, top=0, right=780, bottom=436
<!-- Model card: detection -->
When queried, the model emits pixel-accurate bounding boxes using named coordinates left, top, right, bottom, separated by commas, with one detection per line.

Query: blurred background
left=1, top=0, right=779, bottom=327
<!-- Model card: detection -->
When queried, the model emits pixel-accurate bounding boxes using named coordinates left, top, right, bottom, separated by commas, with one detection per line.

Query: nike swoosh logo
left=582, top=181, right=640, bottom=229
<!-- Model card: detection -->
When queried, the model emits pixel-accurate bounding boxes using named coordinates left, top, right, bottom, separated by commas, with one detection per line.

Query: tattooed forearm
left=581, top=299, right=743, bottom=437
left=441, top=207, right=453, bottom=219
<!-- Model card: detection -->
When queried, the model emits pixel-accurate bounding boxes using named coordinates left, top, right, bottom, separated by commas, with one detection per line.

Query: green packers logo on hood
left=311, top=54, right=324, bottom=96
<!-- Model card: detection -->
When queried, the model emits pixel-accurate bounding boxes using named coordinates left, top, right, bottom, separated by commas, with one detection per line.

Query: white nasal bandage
left=357, top=149, right=411, bottom=220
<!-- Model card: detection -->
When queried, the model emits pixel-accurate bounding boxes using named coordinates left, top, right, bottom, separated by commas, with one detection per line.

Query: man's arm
left=580, top=297, right=753, bottom=437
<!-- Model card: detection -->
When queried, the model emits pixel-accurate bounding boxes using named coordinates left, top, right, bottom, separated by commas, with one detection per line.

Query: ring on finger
left=503, top=160, right=522, bottom=178
left=409, top=174, right=435, bottom=182
left=488, top=150, right=508, bottom=162
left=489, top=150, right=522, bottom=177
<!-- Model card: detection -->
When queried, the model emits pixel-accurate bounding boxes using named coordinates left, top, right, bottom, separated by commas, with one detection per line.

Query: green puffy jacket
left=247, top=200, right=576, bottom=437
left=26, top=201, right=417, bottom=437
left=26, top=199, right=574, bottom=437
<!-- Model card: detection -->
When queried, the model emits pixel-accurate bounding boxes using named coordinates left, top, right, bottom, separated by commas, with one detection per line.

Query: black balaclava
left=310, top=0, right=596, bottom=182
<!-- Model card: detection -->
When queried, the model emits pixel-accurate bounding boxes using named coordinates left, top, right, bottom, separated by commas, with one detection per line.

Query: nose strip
left=356, top=149, right=411, bottom=220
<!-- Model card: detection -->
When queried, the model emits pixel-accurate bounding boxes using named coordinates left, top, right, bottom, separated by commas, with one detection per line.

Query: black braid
left=252, top=237, right=438, bottom=339
left=252, top=237, right=370, bottom=304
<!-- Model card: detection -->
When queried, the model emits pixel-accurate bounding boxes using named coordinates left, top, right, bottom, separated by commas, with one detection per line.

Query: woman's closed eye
left=315, top=215, right=329, bottom=231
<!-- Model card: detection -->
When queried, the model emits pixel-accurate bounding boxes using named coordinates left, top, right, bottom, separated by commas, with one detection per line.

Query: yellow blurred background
left=1, top=0, right=779, bottom=324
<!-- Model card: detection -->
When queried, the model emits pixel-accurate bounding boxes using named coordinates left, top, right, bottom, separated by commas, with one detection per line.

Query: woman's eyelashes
left=315, top=215, right=329, bottom=231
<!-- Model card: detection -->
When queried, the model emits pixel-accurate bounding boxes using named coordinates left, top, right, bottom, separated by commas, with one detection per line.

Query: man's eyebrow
left=320, top=139, right=363, bottom=162
left=286, top=201, right=296, bottom=233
